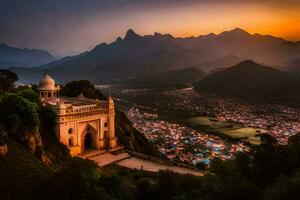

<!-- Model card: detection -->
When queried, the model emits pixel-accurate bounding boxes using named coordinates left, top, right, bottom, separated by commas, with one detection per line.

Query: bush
left=0, top=93, right=40, bottom=135
left=16, top=88, right=41, bottom=106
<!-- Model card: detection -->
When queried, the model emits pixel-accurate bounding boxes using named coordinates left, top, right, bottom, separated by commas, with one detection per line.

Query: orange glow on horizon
left=128, top=3, right=300, bottom=42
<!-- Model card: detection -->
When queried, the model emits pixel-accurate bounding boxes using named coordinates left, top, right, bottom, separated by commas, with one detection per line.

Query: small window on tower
left=68, top=128, right=73, bottom=134
left=104, top=122, right=108, bottom=127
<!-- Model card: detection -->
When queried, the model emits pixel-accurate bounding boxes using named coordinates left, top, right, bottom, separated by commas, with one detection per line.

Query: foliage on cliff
left=0, top=69, right=18, bottom=93
left=61, top=80, right=106, bottom=100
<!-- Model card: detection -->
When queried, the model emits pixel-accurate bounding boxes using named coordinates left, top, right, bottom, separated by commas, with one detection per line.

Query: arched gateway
left=37, top=73, right=119, bottom=156
left=84, top=133, right=92, bottom=150
left=81, top=124, right=97, bottom=151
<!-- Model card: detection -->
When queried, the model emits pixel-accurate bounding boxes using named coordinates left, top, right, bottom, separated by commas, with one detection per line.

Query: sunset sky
left=1, top=0, right=300, bottom=55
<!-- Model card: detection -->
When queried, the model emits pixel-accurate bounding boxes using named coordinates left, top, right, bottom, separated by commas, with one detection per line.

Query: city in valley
left=111, top=86, right=300, bottom=166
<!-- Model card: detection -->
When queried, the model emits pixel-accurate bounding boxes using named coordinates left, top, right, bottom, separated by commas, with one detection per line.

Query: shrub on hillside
left=0, top=93, right=40, bottom=135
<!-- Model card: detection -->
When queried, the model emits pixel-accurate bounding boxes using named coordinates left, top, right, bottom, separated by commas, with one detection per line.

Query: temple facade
left=37, top=73, right=118, bottom=156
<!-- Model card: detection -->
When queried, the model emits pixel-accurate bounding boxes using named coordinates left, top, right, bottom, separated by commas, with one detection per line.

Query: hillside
left=0, top=111, right=163, bottom=200
left=0, top=43, right=55, bottom=68
left=286, top=58, right=300, bottom=72
left=11, top=28, right=300, bottom=84
left=116, top=111, right=164, bottom=158
left=0, top=139, right=54, bottom=200
left=194, top=60, right=300, bottom=102
left=124, top=68, right=205, bottom=89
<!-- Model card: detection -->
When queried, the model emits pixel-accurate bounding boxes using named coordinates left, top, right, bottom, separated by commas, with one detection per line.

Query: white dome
left=38, top=73, right=56, bottom=90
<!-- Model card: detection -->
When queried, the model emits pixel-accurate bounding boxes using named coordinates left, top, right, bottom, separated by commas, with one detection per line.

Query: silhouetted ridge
left=193, top=60, right=300, bottom=102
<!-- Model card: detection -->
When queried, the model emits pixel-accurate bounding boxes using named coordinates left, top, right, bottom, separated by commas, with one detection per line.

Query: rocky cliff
left=116, top=111, right=165, bottom=159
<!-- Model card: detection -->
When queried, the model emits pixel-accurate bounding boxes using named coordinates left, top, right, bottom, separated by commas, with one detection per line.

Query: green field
left=221, top=127, right=267, bottom=145
left=187, top=117, right=266, bottom=145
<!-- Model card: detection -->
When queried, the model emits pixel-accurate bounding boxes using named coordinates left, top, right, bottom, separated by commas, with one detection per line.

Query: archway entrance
left=84, top=133, right=92, bottom=150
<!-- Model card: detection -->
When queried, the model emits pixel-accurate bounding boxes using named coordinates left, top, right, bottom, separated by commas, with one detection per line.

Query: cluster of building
left=127, top=107, right=249, bottom=166
left=160, top=89, right=300, bottom=144
left=116, top=87, right=300, bottom=145
left=216, top=100, right=300, bottom=144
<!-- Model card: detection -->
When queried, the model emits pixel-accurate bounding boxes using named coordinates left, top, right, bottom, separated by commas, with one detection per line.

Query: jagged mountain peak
left=154, top=32, right=162, bottom=37
left=220, top=27, right=251, bottom=36
left=115, top=37, right=122, bottom=43
left=125, top=29, right=141, bottom=40
left=231, top=27, right=248, bottom=33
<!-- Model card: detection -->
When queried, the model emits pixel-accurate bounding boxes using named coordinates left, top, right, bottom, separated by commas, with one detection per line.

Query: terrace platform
left=88, top=152, right=130, bottom=166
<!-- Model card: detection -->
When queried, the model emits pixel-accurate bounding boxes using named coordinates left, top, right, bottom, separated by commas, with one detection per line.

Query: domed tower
left=108, top=96, right=117, bottom=149
left=37, top=73, right=60, bottom=104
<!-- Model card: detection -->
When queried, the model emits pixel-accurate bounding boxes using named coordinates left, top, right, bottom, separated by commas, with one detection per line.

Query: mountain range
left=0, top=43, right=56, bottom=68
left=9, top=28, right=300, bottom=84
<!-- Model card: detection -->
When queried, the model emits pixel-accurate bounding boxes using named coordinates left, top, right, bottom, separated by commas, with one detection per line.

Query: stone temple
left=37, top=73, right=118, bottom=156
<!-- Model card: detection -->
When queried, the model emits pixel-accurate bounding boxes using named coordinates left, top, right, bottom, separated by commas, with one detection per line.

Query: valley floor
left=100, top=85, right=300, bottom=167
left=110, top=86, right=300, bottom=144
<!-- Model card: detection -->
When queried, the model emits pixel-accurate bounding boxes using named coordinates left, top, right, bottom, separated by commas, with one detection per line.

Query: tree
left=61, top=80, right=106, bottom=100
left=43, top=158, right=113, bottom=200
left=260, top=133, right=278, bottom=147
left=0, top=69, right=18, bottom=93
left=287, top=133, right=300, bottom=171
left=157, top=171, right=175, bottom=199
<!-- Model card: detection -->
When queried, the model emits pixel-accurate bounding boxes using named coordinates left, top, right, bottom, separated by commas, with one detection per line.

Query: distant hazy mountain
left=11, top=28, right=300, bottom=84
left=195, top=55, right=243, bottom=72
left=124, top=68, right=206, bottom=89
left=193, top=60, right=300, bottom=102
left=0, top=43, right=55, bottom=68
left=286, top=58, right=300, bottom=72
left=181, top=28, right=300, bottom=68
